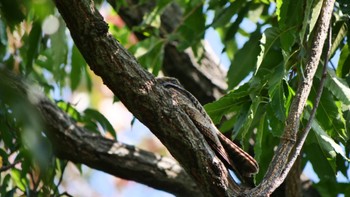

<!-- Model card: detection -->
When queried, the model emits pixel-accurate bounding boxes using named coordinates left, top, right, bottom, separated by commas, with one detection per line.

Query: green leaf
left=84, top=109, right=117, bottom=139
left=30, top=0, right=55, bottom=21
left=266, top=104, right=285, bottom=137
left=254, top=114, right=279, bottom=182
left=11, top=168, right=27, bottom=191
left=223, top=2, right=250, bottom=42
left=247, top=3, right=264, bottom=23
left=0, top=174, right=11, bottom=195
left=325, top=69, right=350, bottom=105
left=134, top=0, right=172, bottom=37
left=205, top=83, right=251, bottom=123
left=268, top=81, right=286, bottom=121
left=232, top=102, right=254, bottom=139
left=176, top=3, right=206, bottom=50
left=304, top=136, right=337, bottom=180
left=0, top=117, right=16, bottom=151
left=50, top=17, right=68, bottom=86
left=26, top=21, right=42, bottom=74
left=211, top=0, right=245, bottom=28
left=256, top=27, right=285, bottom=74
left=218, top=116, right=236, bottom=133
left=0, top=18, right=8, bottom=58
left=143, top=8, right=161, bottom=29
left=314, top=180, right=350, bottom=197
left=277, top=0, right=303, bottom=31
left=337, top=44, right=350, bottom=78
left=130, top=37, right=165, bottom=75
left=299, top=0, right=322, bottom=42
left=83, top=65, right=93, bottom=92
left=238, top=98, right=261, bottom=149
left=330, top=21, right=348, bottom=57
left=305, top=112, right=349, bottom=161
left=71, top=45, right=86, bottom=90
left=227, top=30, right=261, bottom=89
left=56, top=101, right=81, bottom=121
left=309, top=82, right=348, bottom=141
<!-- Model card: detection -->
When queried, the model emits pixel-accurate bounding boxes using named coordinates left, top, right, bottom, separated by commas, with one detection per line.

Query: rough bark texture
left=248, top=0, right=335, bottom=195
left=0, top=70, right=201, bottom=196
left=0, top=0, right=331, bottom=195
left=285, top=156, right=301, bottom=197
left=111, top=0, right=227, bottom=104
left=53, top=0, right=235, bottom=196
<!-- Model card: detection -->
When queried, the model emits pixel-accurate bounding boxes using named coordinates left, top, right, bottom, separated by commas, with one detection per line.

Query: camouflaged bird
left=158, top=77, right=259, bottom=181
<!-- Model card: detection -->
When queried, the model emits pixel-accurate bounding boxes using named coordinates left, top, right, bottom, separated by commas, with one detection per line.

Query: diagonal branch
left=280, top=25, right=332, bottom=188
left=108, top=0, right=227, bottom=104
left=248, top=0, right=335, bottom=195
left=53, top=0, right=236, bottom=195
left=0, top=160, right=22, bottom=172
left=0, top=70, right=201, bottom=196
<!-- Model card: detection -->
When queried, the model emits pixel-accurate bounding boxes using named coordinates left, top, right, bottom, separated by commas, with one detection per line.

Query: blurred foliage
left=0, top=0, right=350, bottom=196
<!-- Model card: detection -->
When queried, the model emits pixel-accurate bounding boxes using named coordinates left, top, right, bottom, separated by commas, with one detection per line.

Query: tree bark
left=0, top=70, right=202, bottom=196
left=285, top=156, right=301, bottom=197
left=111, top=0, right=227, bottom=104
left=248, top=0, right=335, bottom=195
left=53, top=0, right=237, bottom=196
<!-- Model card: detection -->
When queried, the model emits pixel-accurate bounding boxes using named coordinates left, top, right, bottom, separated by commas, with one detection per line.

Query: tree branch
left=110, top=0, right=227, bottom=104
left=0, top=160, right=21, bottom=172
left=249, top=0, right=335, bottom=195
left=53, top=0, right=236, bottom=195
left=0, top=70, right=201, bottom=196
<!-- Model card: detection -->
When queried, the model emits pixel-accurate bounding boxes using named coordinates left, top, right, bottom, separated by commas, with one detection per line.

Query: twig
left=280, top=25, right=332, bottom=182
left=0, top=160, right=22, bottom=172
left=54, top=160, right=68, bottom=196
left=59, top=191, right=74, bottom=197
left=247, top=0, right=335, bottom=195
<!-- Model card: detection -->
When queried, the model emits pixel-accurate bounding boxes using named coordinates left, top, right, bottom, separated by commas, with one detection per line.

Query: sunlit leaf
left=337, top=44, right=350, bottom=78
left=256, top=27, right=281, bottom=73
left=11, top=168, right=27, bottom=191
left=299, top=0, right=322, bottom=42
left=330, top=21, right=348, bottom=57
left=305, top=112, right=349, bottom=161
left=326, top=69, right=350, bottom=105
left=309, top=83, right=348, bottom=142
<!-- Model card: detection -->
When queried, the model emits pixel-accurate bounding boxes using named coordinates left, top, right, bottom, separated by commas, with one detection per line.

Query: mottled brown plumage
left=158, top=77, right=259, bottom=180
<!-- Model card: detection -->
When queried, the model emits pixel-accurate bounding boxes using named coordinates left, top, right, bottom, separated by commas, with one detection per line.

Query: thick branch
left=53, top=0, right=235, bottom=195
left=249, top=0, right=335, bottom=195
left=0, top=70, right=201, bottom=196
left=110, top=0, right=227, bottom=104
